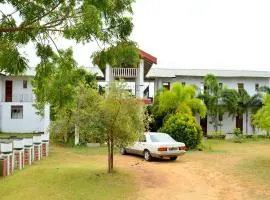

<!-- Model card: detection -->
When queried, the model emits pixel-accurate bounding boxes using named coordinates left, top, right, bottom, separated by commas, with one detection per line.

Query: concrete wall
left=0, top=102, right=44, bottom=133
left=0, top=76, right=46, bottom=133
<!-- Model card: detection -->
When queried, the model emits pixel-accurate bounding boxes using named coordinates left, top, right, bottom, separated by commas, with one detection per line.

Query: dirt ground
left=115, top=144, right=270, bottom=200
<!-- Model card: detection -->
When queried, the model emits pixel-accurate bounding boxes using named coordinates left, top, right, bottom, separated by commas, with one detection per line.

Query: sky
left=20, top=0, right=270, bottom=71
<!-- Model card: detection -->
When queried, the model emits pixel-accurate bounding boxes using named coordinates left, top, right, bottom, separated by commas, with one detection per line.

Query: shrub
left=159, top=113, right=203, bottom=149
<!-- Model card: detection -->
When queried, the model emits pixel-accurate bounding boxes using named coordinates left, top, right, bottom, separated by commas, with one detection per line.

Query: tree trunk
left=74, top=124, right=79, bottom=145
left=107, top=136, right=114, bottom=173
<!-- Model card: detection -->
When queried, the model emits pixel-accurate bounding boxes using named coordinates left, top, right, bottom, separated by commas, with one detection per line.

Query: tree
left=221, top=88, right=262, bottom=134
left=155, top=83, right=206, bottom=119
left=0, top=0, right=135, bottom=74
left=33, top=48, right=97, bottom=143
left=253, top=94, right=270, bottom=132
left=72, top=82, right=146, bottom=173
left=201, top=74, right=223, bottom=132
left=259, top=86, right=270, bottom=94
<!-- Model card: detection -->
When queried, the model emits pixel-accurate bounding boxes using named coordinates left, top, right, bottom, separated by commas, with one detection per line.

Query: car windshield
left=149, top=134, right=176, bottom=142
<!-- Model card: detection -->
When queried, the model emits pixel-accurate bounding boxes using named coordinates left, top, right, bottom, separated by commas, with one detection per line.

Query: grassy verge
left=0, top=144, right=136, bottom=200
left=0, top=132, right=37, bottom=138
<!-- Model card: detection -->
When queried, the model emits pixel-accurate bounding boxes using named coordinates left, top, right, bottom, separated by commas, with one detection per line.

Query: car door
left=136, top=135, right=147, bottom=156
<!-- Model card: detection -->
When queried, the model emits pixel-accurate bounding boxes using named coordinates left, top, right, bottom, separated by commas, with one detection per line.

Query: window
left=162, top=82, right=170, bottom=90
left=237, top=83, right=244, bottom=90
left=219, top=82, right=223, bottom=88
left=23, top=80, right=27, bottom=89
left=181, top=82, right=186, bottom=86
left=150, top=134, right=176, bottom=142
left=11, top=105, right=23, bottom=119
left=139, top=135, right=146, bottom=142
left=255, top=83, right=259, bottom=91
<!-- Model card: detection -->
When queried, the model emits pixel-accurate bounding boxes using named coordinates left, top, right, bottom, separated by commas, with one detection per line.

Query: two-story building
left=146, top=68, right=270, bottom=135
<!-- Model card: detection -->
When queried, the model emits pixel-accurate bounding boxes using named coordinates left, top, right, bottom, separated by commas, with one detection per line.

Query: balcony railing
left=111, top=68, right=138, bottom=78
left=2, top=93, right=34, bottom=102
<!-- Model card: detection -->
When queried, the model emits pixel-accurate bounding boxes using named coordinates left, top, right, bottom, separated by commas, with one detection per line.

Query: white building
left=146, top=68, right=270, bottom=135
left=0, top=68, right=48, bottom=133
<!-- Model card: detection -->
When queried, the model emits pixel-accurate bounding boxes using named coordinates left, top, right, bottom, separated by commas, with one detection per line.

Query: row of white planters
left=0, top=134, right=49, bottom=177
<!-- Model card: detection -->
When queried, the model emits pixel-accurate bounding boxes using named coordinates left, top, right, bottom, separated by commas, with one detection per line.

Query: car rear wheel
left=144, top=150, right=153, bottom=161
left=120, top=147, right=127, bottom=155
left=170, top=156, right=178, bottom=161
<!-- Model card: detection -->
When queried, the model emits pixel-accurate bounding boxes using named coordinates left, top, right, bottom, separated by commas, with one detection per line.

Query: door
left=236, top=114, right=243, bottom=132
left=5, top=80, right=12, bottom=102
left=200, top=116, right=207, bottom=136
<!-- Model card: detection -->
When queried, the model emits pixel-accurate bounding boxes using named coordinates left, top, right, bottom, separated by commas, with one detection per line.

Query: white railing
left=111, top=68, right=138, bottom=78
left=2, top=93, right=34, bottom=102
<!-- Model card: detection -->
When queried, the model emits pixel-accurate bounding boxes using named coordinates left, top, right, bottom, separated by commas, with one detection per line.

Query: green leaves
left=1, top=0, right=135, bottom=74
left=92, top=41, right=140, bottom=70
left=253, top=95, right=270, bottom=131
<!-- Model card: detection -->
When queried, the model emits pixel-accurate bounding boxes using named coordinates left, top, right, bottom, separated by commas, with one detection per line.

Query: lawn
left=0, top=132, right=37, bottom=138
left=0, top=144, right=136, bottom=200
left=0, top=139, right=270, bottom=200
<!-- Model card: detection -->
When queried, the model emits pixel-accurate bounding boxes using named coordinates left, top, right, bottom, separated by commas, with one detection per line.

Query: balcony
left=2, top=93, right=34, bottom=102
left=111, top=68, right=138, bottom=78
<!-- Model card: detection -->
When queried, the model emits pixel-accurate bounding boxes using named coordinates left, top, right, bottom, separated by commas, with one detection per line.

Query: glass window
left=162, top=82, right=170, bottom=90
left=150, top=133, right=176, bottom=142
left=139, top=135, right=146, bottom=142
left=23, top=80, right=27, bottom=89
left=218, top=114, right=223, bottom=121
left=182, top=82, right=186, bottom=86
left=238, top=83, right=244, bottom=90
left=11, top=105, right=23, bottom=119
left=255, top=83, right=259, bottom=91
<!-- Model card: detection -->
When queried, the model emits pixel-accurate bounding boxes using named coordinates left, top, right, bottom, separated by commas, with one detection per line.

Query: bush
left=159, top=113, right=203, bottom=149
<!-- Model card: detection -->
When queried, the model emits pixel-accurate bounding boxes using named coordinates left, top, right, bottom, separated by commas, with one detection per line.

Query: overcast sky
left=24, top=0, right=270, bottom=71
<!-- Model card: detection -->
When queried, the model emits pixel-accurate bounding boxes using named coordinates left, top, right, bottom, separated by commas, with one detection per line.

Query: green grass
left=0, top=144, right=136, bottom=200
left=0, top=132, right=37, bottom=138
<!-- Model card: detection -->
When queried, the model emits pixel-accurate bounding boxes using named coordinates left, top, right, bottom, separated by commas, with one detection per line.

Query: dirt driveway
left=116, top=154, right=249, bottom=200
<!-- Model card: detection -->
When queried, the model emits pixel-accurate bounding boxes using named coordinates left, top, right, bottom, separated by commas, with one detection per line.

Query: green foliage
left=32, top=48, right=97, bottom=118
left=0, top=0, right=135, bottom=74
left=233, top=128, right=244, bottom=143
left=253, top=95, right=270, bottom=132
left=159, top=113, right=203, bottom=149
left=201, top=74, right=223, bottom=132
left=92, top=41, right=140, bottom=71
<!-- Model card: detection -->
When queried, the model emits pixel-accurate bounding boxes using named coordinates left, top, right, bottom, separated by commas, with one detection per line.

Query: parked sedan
left=120, top=132, right=186, bottom=161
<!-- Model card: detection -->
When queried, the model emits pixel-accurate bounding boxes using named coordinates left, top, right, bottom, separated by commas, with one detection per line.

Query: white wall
left=0, top=102, right=44, bottom=133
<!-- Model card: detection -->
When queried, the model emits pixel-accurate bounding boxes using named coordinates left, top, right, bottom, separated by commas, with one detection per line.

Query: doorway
left=200, top=116, right=207, bottom=136
left=5, top=80, right=12, bottom=102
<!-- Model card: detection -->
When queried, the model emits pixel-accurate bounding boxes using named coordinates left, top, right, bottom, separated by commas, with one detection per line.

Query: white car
left=120, top=132, right=186, bottom=161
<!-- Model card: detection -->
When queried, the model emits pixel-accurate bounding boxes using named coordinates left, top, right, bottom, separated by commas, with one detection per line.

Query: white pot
left=33, top=136, right=42, bottom=144
left=41, top=134, right=49, bottom=142
left=0, top=143, right=13, bottom=153
left=23, top=138, right=33, bottom=147
left=13, top=139, right=24, bottom=149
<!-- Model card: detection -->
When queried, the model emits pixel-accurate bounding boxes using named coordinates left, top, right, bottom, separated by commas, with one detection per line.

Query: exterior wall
left=154, top=76, right=270, bottom=135
left=0, top=76, right=45, bottom=133
left=0, top=102, right=44, bottom=133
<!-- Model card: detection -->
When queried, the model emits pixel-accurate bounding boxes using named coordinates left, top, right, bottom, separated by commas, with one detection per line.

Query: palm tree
left=221, top=88, right=263, bottom=134
left=259, top=86, right=270, bottom=94
left=201, top=74, right=223, bottom=132
left=156, top=82, right=207, bottom=119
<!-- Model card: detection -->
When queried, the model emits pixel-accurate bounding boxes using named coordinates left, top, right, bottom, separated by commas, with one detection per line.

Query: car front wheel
left=170, top=156, right=178, bottom=161
left=144, top=150, right=153, bottom=161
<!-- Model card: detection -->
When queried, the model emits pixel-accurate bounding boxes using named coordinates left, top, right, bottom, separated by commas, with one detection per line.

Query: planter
left=0, top=143, right=13, bottom=153
left=41, top=134, right=49, bottom=142
left=1, top=153, right=14, bottom=176
left=33, top=144, right=42, bottom=161
left=24, top=147, right=33, bottom=165
left=13, top=139, right=24, bottom=150
left=33, top=135, right=42, bottom=144
left=23, top=138, right=33, bottom=147
left=14, top=150, right=24, bottom=170
left=86, top=143, right=101, bottom=148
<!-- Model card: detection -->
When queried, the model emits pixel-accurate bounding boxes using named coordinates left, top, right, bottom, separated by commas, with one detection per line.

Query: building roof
left=139, top=49, right=157, bottom=64
left=146, top=68, right=270, bottom=78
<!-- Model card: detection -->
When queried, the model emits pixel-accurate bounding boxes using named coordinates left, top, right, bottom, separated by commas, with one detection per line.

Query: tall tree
left=72, top=82, right=146, bottom=173
left=201, top=74, right=223, bottom=132
left=221, top=88, right=262, bottom=134
left=0, top=0, right=135, bottom=74
left=33, top=48, right=97, bottom=143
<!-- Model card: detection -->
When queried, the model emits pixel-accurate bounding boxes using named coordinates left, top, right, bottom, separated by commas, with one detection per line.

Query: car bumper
left=151, top=150, right=186, bottom=158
